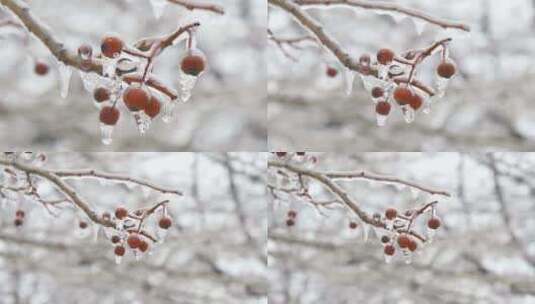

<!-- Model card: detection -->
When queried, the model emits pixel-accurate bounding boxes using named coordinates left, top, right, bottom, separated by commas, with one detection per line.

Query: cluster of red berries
left=13, top=209, right=25, bottom=227
left=111, top=205, right=173, bottom=263
left=381, top=206, right=442, bottom=264
left=286, top=210, right=297, bottom=227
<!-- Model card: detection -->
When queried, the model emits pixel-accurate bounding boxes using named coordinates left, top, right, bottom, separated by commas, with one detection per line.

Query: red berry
left=99, top=106, right=120, bottom=125
left=15, top=210, right=25, bottom=218
left=287, top=210, right=297, bottom=219
left=377, top=48, right=394, bottom=65
left=79, top=221, right=88, bottom=229
left=115, top=207, right=128, bottom=220
left=275, top=152, right=287, bottom=158
left=93, top=87, right=110, bottom=103
left=127, top=233, right=141, bottom=249
left=14, top=218, right=23, bottom=227
left=101, top=36, right=123, bottom=58
left=409, top=93, right=423, bottom=110
left=359, top=54, right=371, bottom=65
left=408, top=239, right=418, bottom=252
left=326, top=67, right=338, bottom=78
left=111, top=235, right=121, bottom=244
left=437, top=61, right=456, bottom=79
left=144, top=96, right=161, bottom=118
left=286, top=218, right=295, bottom=227
left=181, top=54, right=205, bottom=76
left=159, top=217, right=172, bottom=229
left=349, top=222, right=358, bottom=229
left=123, top=86, right=150, bottom=112
left=296, top=152, right=306, bottom=156
left=102, top=212, right=111, bottom=221
left=384, top=244, right=395, bottom=256
left=114, top=245, right=126, bottom=256
left=385, top=208, right=397, bottom=220
left=375, top=101, right=391, bottom=116
left=397, top=234, right=411, bottom=248
left=381, top=235, right=390, bottom=243
left=371, top=87, right=384, bottom=98
left=34, top=61, right=49, bottom=76
left=393, top=86, right=413, bottom=105
left=138, top=240, right=149, bottom=253
left=427, top=217, right=441, bottom=230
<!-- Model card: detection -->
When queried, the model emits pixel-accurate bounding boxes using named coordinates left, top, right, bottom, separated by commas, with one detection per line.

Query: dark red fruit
left=371, top=87, right=384, bottom=98
left=14, top=218, right=23, bottom=227
left=385, top=208, right=397, bottom=220
left=397, top=234, right=411, bottom=248
left=375, top=101, right=391, bottom=116
left=101, top=36, right=123, bottom=58
left=326, top=67, right=338, bottom=78
left=409, top=93, right=423, bottom=110
left=111, top=235, right=121, bottom=244
left=359, top=54, right=371, bottom=65
left=349, top=222, right=358, bottom=229
left=127, top=233, right=141, bottom=249
left=384, top=244, right=395, bottom=256
left=138, top=240, right=149, bottom=253
left=144, top=96, right=161, bottom=118
left=296, top=152, right=306, bottom=156
left=15, top=210, right=25, bottom=218
left=181, top=54, right=205, bottom=76
left=159, top=217, right=172, bottom=229
left=437, top=61, right=456, bottom=79
left=114, top=245, right=126, bottom=256
left=286, top=218, right=295, bottom=227
left=287, top=210, right=297, bottom=219
left=34, top=61, right=49, bottom=76
left=123, top=86, right=150, bottom=112
left=408, top=239, right=418, bottom=252
left=115, top=207, right=128, bottom=220
left=78, top=44, right=93, bottom=58
left=93, top=87, right=110, bottom=103
left=79, top=221, right=88, bottom=229
left=275, top=152, right=287, bottom=158
left=377, top=48, right=394, bottom=65
left=393, top=86, right=413, bottom=105
left=99, top=106, right=120, bottom=125
left=381, top=235, right=390, bottom=243
left=427, top=217, right=441, bottom=229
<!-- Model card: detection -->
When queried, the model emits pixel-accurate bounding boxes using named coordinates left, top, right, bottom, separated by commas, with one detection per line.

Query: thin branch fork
left=294, top=0, right=471, bottom=32
left=168, top=0, right=225, bottom=15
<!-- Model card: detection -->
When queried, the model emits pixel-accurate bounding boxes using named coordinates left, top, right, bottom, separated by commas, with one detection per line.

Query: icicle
left=133, top=112, right=151, bottom=135
left=362, top=224, right=369, bottom=242
left=402, top=249, right=412, bottom=264
left=377, top=64, right=390, bottom=80
left=376, top=113, right=388, bottom=127
left=413, top=19, right=426, bottom=35
left=344, top=68, right=355, bottom=95
left=100, top=123, right=115, bottom=145
left=115, top=255, right=122, bottom=264
left=157, top=228, right=168, bottom=243
left=102, top=57, right=119, bottom=78
left=385, top=219, right=393, bottom=230
left=427, top=227, right=436, bottom=243
left=422, top=96, right=433, bottom=114
left=161, top=101, right=177, bottom=123
left=435, top=74, right=449, bottom=98
left=141, top=186, right=151, bottom=198
left=57, top=61, right=72, bottom=99
left=401, top=106, right=415, bottom=124
left=384, top=253, right=393, bottom=264
left=179, top=72, right=198, bottom=102
left=79, top=71, right=99, bottom=93
left=149, top=0, right=168, bottom=19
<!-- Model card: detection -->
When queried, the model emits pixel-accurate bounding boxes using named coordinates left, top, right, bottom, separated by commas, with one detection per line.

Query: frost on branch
left=268, top=152, right=450, bottom=265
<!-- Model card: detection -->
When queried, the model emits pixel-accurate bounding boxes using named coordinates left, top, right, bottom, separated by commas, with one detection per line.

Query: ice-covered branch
left=168, top=0, right=225, bottom=14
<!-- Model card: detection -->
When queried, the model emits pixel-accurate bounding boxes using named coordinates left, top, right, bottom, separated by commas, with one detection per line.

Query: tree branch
left=168, top=0, right=225, bottom=15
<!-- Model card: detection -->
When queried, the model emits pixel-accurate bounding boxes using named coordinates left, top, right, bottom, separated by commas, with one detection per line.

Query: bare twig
left=168, top=0, right=225, bottom=15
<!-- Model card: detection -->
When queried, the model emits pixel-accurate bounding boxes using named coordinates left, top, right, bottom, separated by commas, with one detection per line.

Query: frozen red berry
left=408, top=239, right=418, bottom=252
left=127, top=233, right=141, bottom=249
left=326, top=67, right=338, bottom=78
left=381, top=235, right=390, bottom=243
left=79, top=221, right=88, bottom=229
left=138, top=240, right=149, bottom=253
left=385, top=208, right=397, bottom=220
left=287, top=210, right=297, bottom=218
left=393, top=86, right=413, bottom=105
left=375, top=101, right=391, bottom=116
left=101, top=36, right=123, bottom=58
left=181, top=53, right=206, bottom=76
left=144, top=96, right=161, bottom=118
left=397, top=234, right=411, bottom=248
left=99, top=106, right=120, bottom=125
left=14, top=218, right=23, bottom=227
left=409, top=93, right=423, bottom=110
left=123, top=86, right=150, bottom=112
left=93, top=87, right=110, bottom=103
left=349, top=222, right=358, bottom=229
left=111, top=235, right=121, bottom=244
left=159, top=216, right=172, bottom=229
left=437, top=61, right=456, bottom=79
left=114, top=245, right=126, bottom=256
left=377, top=48, right=394, bottom=65
left=78, top=44, right=93, bottom=59
left=384, top=244, right=395, bottom=256
left=15, top=210, right=25, bottom=218
left=427, top=217, right=441, bottom=229
left=34, top=61, right=49, bottom=76
left=371, top=87, right=384, bottom=98
left=115, top=207, right=128, bottom=220
left=286, top=218, right=295, bottom=227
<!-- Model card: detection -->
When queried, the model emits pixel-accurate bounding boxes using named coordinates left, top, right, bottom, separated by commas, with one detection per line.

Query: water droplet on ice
left=57, top=61, right=72, bottom=99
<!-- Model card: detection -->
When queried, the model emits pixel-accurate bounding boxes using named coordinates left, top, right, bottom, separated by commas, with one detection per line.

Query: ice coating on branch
left=102, top=57, right=118, bottom=78
left=344, top=67, right=355, bottom=95
left=179, top=72, right=198, bottom=102
left=79, top=71, right=100, bottom=93
left=149, top=0, right=168, bottom=19
left=100, top=123, right=114, bottom=145
left=57, top=61, right=72, bottom=99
